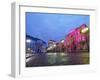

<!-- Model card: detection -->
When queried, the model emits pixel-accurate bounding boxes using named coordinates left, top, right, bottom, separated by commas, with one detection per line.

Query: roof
left=26, top=35, right=46, bottom=44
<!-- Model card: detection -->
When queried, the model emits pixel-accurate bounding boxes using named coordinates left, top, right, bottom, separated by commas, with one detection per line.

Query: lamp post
left=81, top=27, right=89, bottom=34
left=26, top=39, right=31, bottom=53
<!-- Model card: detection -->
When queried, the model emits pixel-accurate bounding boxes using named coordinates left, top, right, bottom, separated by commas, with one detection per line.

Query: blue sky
left=26, top=12, right=89, bottom=43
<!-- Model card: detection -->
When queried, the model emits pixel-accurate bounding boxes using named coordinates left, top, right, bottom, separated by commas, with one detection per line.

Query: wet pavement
left=26, top=52, right=89, bottom=67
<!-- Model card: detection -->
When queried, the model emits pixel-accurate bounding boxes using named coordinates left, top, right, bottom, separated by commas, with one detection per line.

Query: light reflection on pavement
left=26, top=52, right=89, bottom=67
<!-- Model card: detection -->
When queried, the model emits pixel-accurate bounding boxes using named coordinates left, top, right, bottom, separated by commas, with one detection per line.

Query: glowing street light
left=47, top=44, right=56, bottom=51
left=81, top=27, right=89, bottom=33
left=26, top=39, right=31, bottom=43
left=61, top=40, right=64, bottom=43
left=47, top=46, right=52, bottom=50
left=27, top=48, right=31, bottom=50
left=53, top=44, right=56, bottom=47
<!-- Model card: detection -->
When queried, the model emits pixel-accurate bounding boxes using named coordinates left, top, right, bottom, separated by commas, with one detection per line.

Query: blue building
left=26, top=35, right=47, bottom=54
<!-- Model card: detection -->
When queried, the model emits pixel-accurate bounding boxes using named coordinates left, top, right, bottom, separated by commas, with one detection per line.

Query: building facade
left=26, top=35, right=47, bottom=54
left=64, top=24, right=89, bottom=53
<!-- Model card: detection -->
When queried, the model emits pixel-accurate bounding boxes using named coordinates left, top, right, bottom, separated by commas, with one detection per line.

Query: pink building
left=64, top=24, right=89, bottom=53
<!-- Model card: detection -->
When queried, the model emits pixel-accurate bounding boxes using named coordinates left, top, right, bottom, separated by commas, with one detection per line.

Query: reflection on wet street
left=26, top=24, right=90, bottom=67
left=26, top=52, right=89, bottom=67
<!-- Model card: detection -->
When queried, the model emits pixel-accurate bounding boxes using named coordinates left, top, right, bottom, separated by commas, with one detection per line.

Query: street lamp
left=81, top=27, right=89, bottom=34
left=26, top=39, right=32, bottom=54
left=53, top=44, right=56, bottom=47
left=26, top=39, right=31, bottom=43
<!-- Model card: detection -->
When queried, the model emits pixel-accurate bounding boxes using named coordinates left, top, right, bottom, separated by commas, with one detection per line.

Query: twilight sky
left=26, top=12, right=89, bottom=43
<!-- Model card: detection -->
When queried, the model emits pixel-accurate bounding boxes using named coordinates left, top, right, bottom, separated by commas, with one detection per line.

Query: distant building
left=26, top=35, right=47, bottom=54
left=47, top=40, right=57, bottom=52
left=48, top=40, right=56, bottom=47
left=47, top=39, right=65, bottom=52
left=55, top=39, right=65, bottom=52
